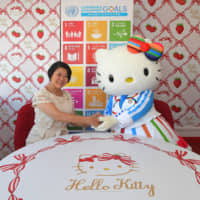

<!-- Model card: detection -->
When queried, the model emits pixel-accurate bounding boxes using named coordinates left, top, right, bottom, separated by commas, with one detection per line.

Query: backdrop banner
left=61, top=0, right=134, bottom=130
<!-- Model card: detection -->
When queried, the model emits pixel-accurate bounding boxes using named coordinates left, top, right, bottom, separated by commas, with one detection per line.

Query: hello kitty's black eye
left=109, top=74, right=114, bottom=82
left=144, top=68, right=149, bottom=76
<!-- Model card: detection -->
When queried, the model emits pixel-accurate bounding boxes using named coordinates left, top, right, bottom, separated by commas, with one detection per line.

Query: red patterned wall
left=133, top=0, right=200, bottom=129
left=0, top=0, right=60, bottom=159
left=0, top=0, right=199, bottom=159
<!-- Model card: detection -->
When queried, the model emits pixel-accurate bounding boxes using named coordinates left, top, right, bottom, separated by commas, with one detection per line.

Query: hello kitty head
left=95, top=36, right=164, bottom=96
left=76, top=153, right=136, bottom=176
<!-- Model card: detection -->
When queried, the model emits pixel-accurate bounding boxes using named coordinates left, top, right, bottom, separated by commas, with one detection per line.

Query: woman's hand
left=95, top=116, right=118, bottom=131
left=87, top=112, right=102, bottom=127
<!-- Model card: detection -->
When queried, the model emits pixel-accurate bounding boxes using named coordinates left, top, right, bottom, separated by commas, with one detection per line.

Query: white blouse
left=26, top=88, right=74, bottom=145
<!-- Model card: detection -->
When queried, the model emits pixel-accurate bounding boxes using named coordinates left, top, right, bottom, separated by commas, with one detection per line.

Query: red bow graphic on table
left=0, top=154, right=36, bottom=200
left=79, top=153, right=135, bottom=166
left=0, top=154, right=35, bottom=173
left=166, top=150, right=200, bottom=184
left=127, top=35, right=164, bottom=61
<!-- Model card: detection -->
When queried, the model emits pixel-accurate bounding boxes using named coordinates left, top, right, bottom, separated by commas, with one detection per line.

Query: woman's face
left=50, top=67, right=69, bottom=89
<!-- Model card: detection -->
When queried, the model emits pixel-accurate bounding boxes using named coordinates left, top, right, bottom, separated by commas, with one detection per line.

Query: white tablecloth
left=0, top=132, right=200, bottom=200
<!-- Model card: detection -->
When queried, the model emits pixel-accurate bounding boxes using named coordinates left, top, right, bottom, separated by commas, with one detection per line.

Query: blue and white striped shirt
left=105, top=89, right=154, bottom=128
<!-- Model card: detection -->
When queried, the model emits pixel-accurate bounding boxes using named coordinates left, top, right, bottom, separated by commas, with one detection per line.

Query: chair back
left=14, top=103, right=35, bottom=150
left=154, top=99, right=174, bottom=128
left=14, top=100, right=173, bottom=150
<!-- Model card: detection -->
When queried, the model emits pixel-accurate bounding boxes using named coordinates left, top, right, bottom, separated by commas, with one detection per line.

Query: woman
left=26, top=61, right=101, bottom=145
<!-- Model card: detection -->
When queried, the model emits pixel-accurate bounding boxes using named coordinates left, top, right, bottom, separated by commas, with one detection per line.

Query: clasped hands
left=90, top=113, right=118, bottom=131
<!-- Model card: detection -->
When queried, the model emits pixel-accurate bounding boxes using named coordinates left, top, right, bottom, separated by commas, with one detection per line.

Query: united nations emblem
left=65, top=6, right=79, bottom=17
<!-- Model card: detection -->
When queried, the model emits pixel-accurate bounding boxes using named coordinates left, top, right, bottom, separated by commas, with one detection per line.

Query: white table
left=0, top=132, right=200, bottom=200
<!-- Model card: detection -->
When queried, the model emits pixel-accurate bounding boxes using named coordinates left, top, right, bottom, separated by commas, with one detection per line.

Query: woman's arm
left=37, top=103, right=101, bottom=127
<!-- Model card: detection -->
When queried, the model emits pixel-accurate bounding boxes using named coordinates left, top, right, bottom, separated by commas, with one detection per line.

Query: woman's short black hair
left=47, top=61, right=72, bottom=81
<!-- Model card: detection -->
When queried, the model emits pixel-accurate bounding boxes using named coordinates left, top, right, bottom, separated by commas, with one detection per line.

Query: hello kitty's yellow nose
left=104, top=168, right=110, bottom=171
left=125, top=77, right=134, bottom=83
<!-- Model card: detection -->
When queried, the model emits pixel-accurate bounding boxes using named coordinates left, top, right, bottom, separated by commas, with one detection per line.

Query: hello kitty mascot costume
left=95, top=35, right=189, bottom=149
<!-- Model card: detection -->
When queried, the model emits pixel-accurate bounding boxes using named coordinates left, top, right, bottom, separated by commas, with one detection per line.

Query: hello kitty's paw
left=95, top=116, right=118, bottom=131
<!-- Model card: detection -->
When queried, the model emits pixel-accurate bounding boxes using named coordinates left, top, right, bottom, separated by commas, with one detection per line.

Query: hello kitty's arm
left=117, top=90, right=153, bottom=127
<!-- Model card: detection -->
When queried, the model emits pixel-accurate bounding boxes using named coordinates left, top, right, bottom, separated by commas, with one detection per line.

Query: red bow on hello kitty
left=127, top=35, right=164, bottom=61
left=79, top=153, right=135, bottom=166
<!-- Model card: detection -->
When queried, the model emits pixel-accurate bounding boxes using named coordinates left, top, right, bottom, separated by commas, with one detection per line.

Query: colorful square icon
left=63, top=44, right=83, bottom=64
left=109, top=43, right=126, bottom=49
left=85, top=88, right=106, bottom=109
left=86, top=66, right=97, bottom=87
left=64, top=88, right=83, bottom=109
left=86, top=43, right=107, bottom=64
left=63, top=21, right=84, bottom=41
left=86, top=21, right=107, bottom=41
left=65, top=66, right=84, bottom=87
left=85, top=110, right=104, bottom=117
left=110, top=21, right=131, bottom=41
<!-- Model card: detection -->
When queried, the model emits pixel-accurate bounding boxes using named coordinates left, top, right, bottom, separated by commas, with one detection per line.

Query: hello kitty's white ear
left=95, top=49, right=108, bottom=63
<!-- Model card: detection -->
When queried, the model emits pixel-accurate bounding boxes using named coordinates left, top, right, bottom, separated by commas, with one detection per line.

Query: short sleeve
left=32, top=88, right=52, bottom=107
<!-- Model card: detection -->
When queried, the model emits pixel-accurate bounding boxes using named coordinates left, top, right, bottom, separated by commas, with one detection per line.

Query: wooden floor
left=184, top=137, right=200, bottom=155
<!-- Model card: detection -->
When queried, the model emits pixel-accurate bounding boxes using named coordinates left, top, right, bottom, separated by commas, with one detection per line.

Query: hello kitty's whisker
left=96, top=72, right=101, bottom=76
left=102, top=86, right=105, bottom=91
left=96, top=80, right=101, bottom=83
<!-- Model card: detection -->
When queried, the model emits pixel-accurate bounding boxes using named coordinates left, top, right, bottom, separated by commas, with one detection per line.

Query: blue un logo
left=65, top=6, right=79, bottom=17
